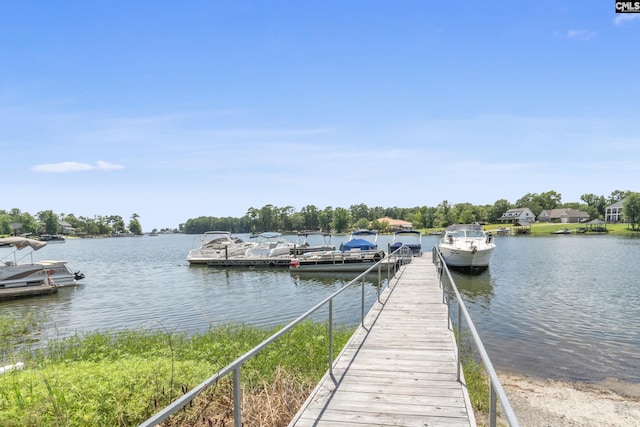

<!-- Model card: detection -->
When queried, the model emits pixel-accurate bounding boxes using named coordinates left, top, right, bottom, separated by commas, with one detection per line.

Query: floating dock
left=206, top=257, right=292, bottom=268
left=0, top=283, right=58, bottom=300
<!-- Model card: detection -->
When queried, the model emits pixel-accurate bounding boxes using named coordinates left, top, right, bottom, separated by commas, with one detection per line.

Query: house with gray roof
left=498, top=207, right=536, bottom=224
left=605, top=199, right=625, bottom=222
left=538, top=208, right=589, bottom=223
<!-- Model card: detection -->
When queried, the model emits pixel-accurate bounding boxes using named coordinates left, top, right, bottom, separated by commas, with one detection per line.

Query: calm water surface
left=452, top=234, right=640, bottom=383
left=2, top=233, right=639, bottom=384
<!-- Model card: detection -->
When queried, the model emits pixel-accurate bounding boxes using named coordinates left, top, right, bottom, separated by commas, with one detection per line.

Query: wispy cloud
left=31, top=160, right=125, bottom=173
left=567, top=29, right=596, bottom=40
left=614, top=14, right=640, bottom=26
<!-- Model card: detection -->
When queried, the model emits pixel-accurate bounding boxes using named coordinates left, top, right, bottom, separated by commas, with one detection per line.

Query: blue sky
left=2, top=1, right=639, bottom=231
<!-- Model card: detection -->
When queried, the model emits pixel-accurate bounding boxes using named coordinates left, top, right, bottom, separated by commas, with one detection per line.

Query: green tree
left=609, top=190, right=631, bottom=204
left=623, top=193, right=640, bottom=230
left=537, top=190, right=562, bottom=210
left=318, top=207, right=333, bottom=232
left=301, top=205, right=320, bottom=230
left=128, top=213, right=142, bottom=235
left=435, top=200, right=453, bottom=228
left=488, top=199, right=512, bottom=223
left=38, top=210, right=59, bottom=235
left=331, top=208, right=350, bottom=233
left=580, top=193, right=607, bottom=218
left=354, top=218, right=370, bottom=230
left=349, top=204, right=371, bottom=223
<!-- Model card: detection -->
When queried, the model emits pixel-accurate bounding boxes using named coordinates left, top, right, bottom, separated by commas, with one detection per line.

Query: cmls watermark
left=616, top=1, right=640, bottom=12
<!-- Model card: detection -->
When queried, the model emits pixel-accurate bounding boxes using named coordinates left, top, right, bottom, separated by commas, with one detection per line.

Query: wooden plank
left=288, top=256, right=475, bottom=427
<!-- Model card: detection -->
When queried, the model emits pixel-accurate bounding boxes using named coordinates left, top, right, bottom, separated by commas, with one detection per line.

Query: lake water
left=2, top=232, right=639, bottom=385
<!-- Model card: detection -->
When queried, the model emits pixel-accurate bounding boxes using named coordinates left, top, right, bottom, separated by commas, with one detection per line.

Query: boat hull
left=438, top=245, right=494, bottom=269
left=289, top=250, right=385, bottom=273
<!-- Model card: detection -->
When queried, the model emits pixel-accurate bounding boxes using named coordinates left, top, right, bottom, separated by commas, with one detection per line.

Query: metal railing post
left=490, top=382, right=497, bottom=427
left=361, top=276, right=365, bottom=324
left=456, top=304, right=462, bottom=382
left=329, top=299, right=333, bottom=378
left=233, top=366, right=241, bottom=426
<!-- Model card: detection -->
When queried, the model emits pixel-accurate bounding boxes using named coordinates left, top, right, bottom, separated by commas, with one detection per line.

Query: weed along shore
left=0, top=313, right=354, bottom=427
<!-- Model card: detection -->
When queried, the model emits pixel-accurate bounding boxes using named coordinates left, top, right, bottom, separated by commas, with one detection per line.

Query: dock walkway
left=288, top=255, right=476, bottom=427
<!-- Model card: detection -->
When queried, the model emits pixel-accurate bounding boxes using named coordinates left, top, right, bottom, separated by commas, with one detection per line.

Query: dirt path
left=500, top=373, right=640, bottom=426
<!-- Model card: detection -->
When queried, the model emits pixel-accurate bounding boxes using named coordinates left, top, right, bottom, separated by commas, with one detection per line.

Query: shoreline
left=497, top=371, right=640, bottom=426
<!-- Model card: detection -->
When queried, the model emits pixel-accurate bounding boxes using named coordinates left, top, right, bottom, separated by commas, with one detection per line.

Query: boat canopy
left=250, top=232, right=282, bottom=240
left=0, top=237, right=47, bottom=251
left=394, top=230, right=421, bottom=235
left=351, top=230, right=378, bottom=236
left=342, top=238, right=377, bottom=251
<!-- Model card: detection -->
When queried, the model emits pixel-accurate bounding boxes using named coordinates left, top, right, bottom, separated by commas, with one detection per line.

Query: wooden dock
left=288, top=255, right=476, bottom=427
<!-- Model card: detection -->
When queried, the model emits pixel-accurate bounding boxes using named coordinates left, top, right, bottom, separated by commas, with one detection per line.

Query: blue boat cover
left=341, top=238, right=376, bottom=251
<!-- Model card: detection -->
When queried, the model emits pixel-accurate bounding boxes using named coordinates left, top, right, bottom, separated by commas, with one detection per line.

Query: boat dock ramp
left=288, top=255, right=476, bottom=426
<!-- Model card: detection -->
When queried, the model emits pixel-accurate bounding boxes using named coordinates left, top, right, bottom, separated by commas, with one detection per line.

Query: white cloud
left=613, top=14, right=640, bottom=26
left=567, top=30, right=596, bottom=40
left=95, top=160, right=125, bottom=171
left=31, top=160, right=124, bottom=173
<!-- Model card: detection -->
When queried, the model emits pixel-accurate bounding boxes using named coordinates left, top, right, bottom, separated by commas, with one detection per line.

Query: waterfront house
left=498, top=208, right=536, bottom=224
left=538, top=208, right=589, bottom=223
left=605, top=199, right=624, bottom=222
left=374, top=217, right=414, bottom=231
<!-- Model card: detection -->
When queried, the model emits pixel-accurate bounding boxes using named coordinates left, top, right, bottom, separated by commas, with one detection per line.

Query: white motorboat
left=389, top=230, right=422, bottom=255
left=437, top=224, right=495, bottom=270
left=289, top=249, right=386, bottom=273
left=245, top=232, right=292, bottom=258
left=186, top=231, right=257, bottom=264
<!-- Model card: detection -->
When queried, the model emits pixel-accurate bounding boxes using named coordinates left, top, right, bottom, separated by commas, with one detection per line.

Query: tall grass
left=0, top=321, right=354, bottom=426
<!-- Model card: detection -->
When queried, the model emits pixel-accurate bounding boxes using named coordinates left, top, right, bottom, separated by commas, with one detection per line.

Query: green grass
left=426, top=222, right=639, bottom=236
left=0, top=320, right=355, bottom=427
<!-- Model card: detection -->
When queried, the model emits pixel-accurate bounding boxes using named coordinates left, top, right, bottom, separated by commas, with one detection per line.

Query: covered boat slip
left=288, top=256, right=476, bottom=427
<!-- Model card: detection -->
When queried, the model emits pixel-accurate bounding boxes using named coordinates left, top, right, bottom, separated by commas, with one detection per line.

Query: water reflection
left=451, top=269, right=494, bottom=306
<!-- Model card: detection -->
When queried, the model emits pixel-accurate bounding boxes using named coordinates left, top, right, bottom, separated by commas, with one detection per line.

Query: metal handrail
left=432, top=246, right=520, bottom=427
left=139, top=246, right=414, bottom=427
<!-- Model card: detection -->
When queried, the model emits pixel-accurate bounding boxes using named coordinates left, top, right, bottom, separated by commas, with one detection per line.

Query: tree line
left=3, top=189, right=638, bottom=237
left=0, top=210, right=145, bottom=236
left=184, top=189, right=639, bottom=234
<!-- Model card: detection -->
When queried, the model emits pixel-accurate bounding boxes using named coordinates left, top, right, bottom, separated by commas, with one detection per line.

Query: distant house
left=59, top=220, right=76, bottom=235
left=538, top=208, right=589, bottom=224
left=374, top=217, right=414, bottom=231
left=498, top=208, right=536, bottom=224
left=605, top=199, right=625, bottom=222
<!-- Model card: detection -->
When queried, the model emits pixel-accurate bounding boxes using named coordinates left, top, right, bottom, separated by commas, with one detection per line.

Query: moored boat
left=186, top=231, right=257, bottom=264
left=340, top=230, right=379, bottom=251
left=245, top=232, right=292, bottom=258
left=550, top=228, right=572, bottom=235
left=389, top=230, right=422, bottom=255
left=437, top=224, right=495, bottom=271
left=289, top=249, right=386, bottom=273
left=290, top=231, right=335, bottom=255
left=38, top=234, right=66, bottom=243
left=0, top=237, right=84, bottom=288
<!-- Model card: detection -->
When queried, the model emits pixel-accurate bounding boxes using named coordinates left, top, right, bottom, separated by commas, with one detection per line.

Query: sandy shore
left=499, top=373, right=640, bottom=426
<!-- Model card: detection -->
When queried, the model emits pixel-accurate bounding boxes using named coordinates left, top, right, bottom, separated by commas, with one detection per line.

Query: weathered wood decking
left=288, top=255, right=476, bottom=427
